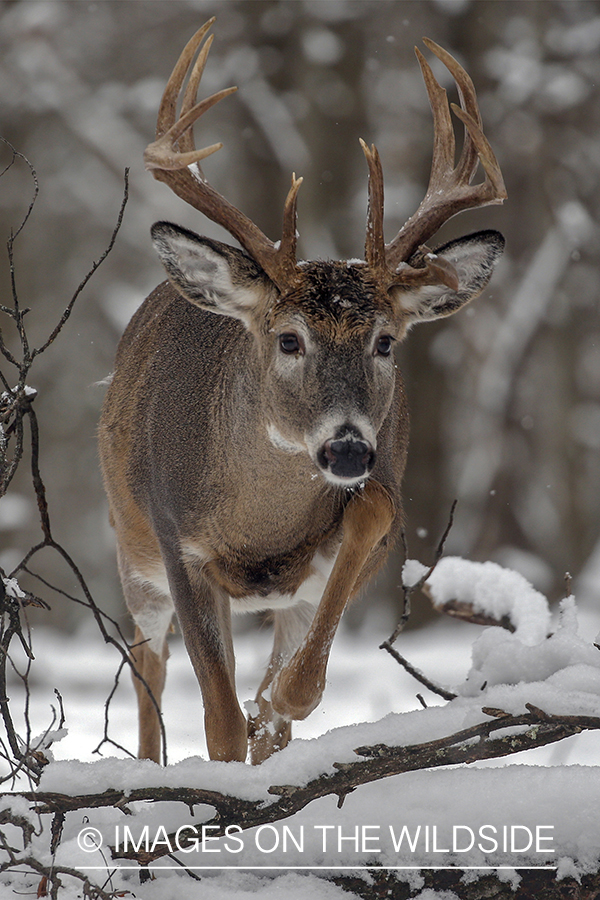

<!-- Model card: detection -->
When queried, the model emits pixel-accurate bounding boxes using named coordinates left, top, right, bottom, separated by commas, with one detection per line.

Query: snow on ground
left=1, top=560, right=600, bottom=898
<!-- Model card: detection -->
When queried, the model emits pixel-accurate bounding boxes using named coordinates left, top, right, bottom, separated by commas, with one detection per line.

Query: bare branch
left=0, top=139, right=39, bottom=243
left=382, top=499, right=457, bottom=648
left=379, top=641, right=456, bottom=701
left=31, top=169, right=129, bottom=359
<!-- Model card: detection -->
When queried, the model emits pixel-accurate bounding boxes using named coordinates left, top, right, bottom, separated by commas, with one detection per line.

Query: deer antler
left=146, top=26, right=504, bottom=293
left=362, top=38, right=507, bottom=288
left=144, top=19, right=302, bottom=290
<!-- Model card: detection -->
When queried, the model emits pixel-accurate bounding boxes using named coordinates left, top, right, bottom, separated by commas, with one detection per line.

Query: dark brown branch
left=332, top=867, right=600, bottom=900
left=0, top=853, right=118, bottom=900
left=0, top=152, right=169, bottom=780
left=0, top=580, right=43, bottom=782
left=380, top=641, right=456, bottom=701
left=16, top=538, right=168, bottom=766
left=0, top=388, right=28, bottom=498
left=93, top=656, right=137, bottom=760
left=0, top=140, right=39, bottom=244
left=0, top=146, right=143, bottom=894
left=0, top=158, right=169, bottom=770
left=383, top=499, right=457, bottom=647
left=31, top=170, right=129, bottom=359
left=429, top=596, right=516, bottom=631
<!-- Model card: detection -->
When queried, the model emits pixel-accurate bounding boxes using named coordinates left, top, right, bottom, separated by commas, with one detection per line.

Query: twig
left=93, top=657, right=136, bottom=760
left=383, top=499, right=457, bottom=647
left=31, top=170, right=129, bottom=359
left=0, top=142, right=142, bottom=896
left=380, top=642, right=456, bottom=701
left=0, top=152, right=167, bottom=770
left=0, top=580, right=43, bottom=782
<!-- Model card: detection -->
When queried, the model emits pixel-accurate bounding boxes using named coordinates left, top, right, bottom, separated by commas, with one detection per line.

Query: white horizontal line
left=79, top=865, right=559, bottom=871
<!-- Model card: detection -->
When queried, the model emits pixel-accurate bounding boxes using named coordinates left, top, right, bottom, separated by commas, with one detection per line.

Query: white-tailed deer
left=99, top=20, right=506, bottom=764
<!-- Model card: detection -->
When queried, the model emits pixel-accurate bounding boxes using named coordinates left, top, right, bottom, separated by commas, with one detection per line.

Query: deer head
left=144, top=21, right=505, bottom=486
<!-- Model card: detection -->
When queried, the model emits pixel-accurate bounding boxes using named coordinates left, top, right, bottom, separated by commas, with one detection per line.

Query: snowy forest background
left=2, top=0, right=600, bottom=635
left=1, top=1, right=600, bottom=897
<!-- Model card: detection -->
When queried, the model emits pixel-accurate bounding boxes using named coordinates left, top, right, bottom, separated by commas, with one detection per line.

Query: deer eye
left=279, top=333, right=303, bottom=355
left=374, top=335, right=393, bottom=357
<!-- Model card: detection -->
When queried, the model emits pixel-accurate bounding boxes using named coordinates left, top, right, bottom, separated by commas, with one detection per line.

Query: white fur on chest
left=134, top=544, right=339, bottom=620
left=230, top=548, right=339, bottom=614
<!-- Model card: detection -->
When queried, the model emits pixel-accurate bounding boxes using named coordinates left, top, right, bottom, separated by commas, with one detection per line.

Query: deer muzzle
left=317, top=425, right=376, bottom=482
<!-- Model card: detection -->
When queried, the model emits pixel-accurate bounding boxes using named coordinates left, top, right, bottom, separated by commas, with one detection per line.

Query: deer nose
left=318, top=427, right=376, bottom=480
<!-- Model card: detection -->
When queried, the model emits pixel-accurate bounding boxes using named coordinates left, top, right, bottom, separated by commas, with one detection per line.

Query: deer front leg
left=247, top=660, right=292, bottom=765
left=248, top=601, right=316, bottom=764
left=271, top=480, right=395, bottom=721
left=162, top=548, right=248, bottom=763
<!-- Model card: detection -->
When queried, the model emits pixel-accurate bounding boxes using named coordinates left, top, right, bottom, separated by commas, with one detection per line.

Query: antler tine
left=422, top=38, right=481, bottom=185
left=414, top=46, right=456, bottom=190
left=177, top=30, right=215, bottom=156
left=155, top=19, right=215, bottom=140
left=359, top=139, right=386, bottom=274
left=145, top=19, right=303, bottom=291
left=280, top=174, right=304, bottom=271
left=145, top=88, right=237, bottom=171
left=145, top=21, right=235, bottom=172
left=383, top=40, right=507, bottom=275
left=451, top=104, right=507, bottom=199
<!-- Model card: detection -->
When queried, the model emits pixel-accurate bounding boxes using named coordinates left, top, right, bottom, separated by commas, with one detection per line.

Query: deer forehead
left=266, top=261, right=398, bottom=338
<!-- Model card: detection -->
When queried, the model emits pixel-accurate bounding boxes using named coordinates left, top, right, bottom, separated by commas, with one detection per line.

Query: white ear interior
left=398, top=231, right=504, bottom=323
left=151, top=224, right=263, bottom=324
left=444, top=237, right=503, bottom=285
left=169, top=236, right=240, bottom=305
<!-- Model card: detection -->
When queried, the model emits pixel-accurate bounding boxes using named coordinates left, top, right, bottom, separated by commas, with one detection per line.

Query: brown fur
left=99, top=231, right=502, bottom=765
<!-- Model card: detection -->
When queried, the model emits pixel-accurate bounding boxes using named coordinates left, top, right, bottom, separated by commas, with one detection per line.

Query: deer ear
left=151, top=222, right=268, bottom=325
left=395, top=230, right=505, bottom=323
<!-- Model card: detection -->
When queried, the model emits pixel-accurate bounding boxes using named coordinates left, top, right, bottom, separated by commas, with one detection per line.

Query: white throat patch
left=267, top=423, right=305, bottom=455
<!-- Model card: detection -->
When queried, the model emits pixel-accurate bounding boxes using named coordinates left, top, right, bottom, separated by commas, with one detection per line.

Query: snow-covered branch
left=3, top=704, right=598, bottom=869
